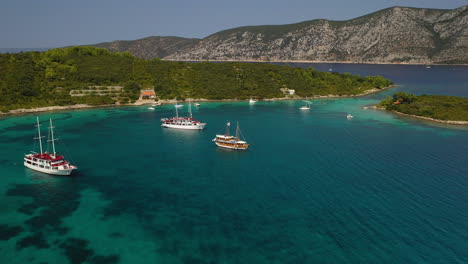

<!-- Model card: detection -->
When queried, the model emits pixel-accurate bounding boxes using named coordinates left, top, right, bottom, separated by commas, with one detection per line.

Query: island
left=378, top=92, right=468, bottom=125
left=0, top=46, right=393, bottom=114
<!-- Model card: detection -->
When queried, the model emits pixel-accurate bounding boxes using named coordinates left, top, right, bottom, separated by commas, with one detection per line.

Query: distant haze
left=0, top=0, right=465, bottom=48
left=0, top=48, right=53, bottom=53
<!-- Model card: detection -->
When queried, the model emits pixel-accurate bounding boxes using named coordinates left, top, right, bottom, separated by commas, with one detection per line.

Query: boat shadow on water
left=25, top=167, right=81, bottom=181
left=215, top=146, right=251, bottom=155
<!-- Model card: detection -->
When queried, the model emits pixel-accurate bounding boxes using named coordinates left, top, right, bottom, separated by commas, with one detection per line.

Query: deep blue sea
left=1, top=64, right=467, bottom=264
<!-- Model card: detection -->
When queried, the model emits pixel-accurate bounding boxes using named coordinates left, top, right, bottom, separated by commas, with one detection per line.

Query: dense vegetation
left=379, top=92, right=468, bottom=121
left=92, top=36, right=201, bottom=59
left=0, top=46, right=392, bottom=112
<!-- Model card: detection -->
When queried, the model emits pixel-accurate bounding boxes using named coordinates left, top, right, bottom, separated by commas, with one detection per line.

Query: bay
left=0, top=64, right=467, bottom=264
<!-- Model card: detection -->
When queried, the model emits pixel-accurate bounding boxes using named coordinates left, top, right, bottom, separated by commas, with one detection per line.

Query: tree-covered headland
left=0, top=46, right=393, bottom=112
left=379, top=92, right=468, bottom=121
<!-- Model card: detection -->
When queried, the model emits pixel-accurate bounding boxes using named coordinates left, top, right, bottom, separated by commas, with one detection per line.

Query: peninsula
left=378, top=92, right=468, bottom=125
left=0, top=47, right=393, bottom=114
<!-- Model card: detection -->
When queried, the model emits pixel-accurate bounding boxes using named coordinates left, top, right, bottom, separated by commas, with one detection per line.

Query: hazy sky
left=0, top=0, right=465, bottom=48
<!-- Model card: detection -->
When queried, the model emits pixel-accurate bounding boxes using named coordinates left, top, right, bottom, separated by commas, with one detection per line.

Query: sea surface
left=0, top=64, right=467, bottom=264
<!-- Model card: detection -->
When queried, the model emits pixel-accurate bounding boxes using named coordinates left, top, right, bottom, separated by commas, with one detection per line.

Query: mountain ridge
left=88, top=6, right=468, bottom=64
left=90, top=36, right=200, bottom=59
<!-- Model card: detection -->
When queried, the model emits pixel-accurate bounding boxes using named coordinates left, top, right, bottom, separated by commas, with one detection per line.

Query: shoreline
left=373, top=107, right=468, bottom=126
left=164, top=59, right=468, bottom=66
left=1, top=85, right=397, bottom=116
left=390, top=110, right=468, bottom=126
left=2, top=104, right=120, bottom=116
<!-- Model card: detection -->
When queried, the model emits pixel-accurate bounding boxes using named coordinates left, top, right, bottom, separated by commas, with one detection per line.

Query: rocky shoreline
left=388, top=110, right=468, bottom=126
left=370, top=106, right=468, bottom=126
left=165, top=59, right=468, bottom=66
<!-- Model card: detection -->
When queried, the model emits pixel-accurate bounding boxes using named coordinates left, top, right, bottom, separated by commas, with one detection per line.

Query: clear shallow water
left=0, top=64, right=467, bottom=264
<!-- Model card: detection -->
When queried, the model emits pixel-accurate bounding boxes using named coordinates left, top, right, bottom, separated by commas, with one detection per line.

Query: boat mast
left=175, top=103, right=179, bottom=118
left=48, top=118, right=57, bottom=157
left=235, top=121, right=240, bottom=139
left=189, top=101, right=192, bottom=118
left=35, top=116, right=43, bottom=154
left=226, top=122, right=230, bottom=136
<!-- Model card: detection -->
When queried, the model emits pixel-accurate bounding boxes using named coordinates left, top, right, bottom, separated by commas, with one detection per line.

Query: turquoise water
left=0, top=64, right=467, bottom=263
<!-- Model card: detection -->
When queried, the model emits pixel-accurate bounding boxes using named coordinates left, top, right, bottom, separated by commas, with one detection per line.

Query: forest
left=378, top=92, right=468, bottom=121
left=0, top=46, right=393, bottom=112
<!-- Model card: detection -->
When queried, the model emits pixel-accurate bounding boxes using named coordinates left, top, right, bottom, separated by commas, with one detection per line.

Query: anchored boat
left=161, top=101, right=206, bottom=130
left=212, top=122, right=249, bottom=150
left=300, top=101, right=312, bottom=110
left=24, top=117, right=77, bottom=176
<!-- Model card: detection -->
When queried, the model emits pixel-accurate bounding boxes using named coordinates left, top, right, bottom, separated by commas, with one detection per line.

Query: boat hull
left=24, top=161, right=75, bottom=176
left=162, top=123, right=206, bottom=130
left=214, top=141, right=249, bottom=150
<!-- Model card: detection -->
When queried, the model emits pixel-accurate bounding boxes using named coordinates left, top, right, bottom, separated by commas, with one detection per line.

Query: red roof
left=141, top=91, right=155, bottom=95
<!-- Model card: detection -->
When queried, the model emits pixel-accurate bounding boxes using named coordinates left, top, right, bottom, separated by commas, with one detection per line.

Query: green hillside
left=0, top=47, right=392, bottom=112
left=379, top=92, right=468, bottom=121
left=91, top=36, right=200, bottom=59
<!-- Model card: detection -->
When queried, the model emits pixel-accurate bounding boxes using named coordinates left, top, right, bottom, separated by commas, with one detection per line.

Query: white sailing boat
left=24, top=117, right=77, bottom=176
left=249, top=98, right=257, bottom=104
left=161, top=101, right=206, bottom=130
left=212, top=122, right=249, bottom=150
left=299, top=101, right=311, bottom=110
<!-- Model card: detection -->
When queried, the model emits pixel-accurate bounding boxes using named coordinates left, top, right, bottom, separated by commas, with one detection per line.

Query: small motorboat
left=347, top=114, right=354, bottom=119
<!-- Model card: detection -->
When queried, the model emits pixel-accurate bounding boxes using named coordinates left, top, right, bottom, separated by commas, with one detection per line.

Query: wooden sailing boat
left=212, top=121, right=249, bottom=150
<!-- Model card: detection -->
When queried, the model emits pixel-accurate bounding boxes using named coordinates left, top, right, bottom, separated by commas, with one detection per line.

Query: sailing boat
left=249, top=98, right=257, bottom=104
left=212, top=121, right=249, bottom=150
left=23, top=117, right=77, bottom=176
left=161, top=101, right=206, bottom=130
left=299, top=101, right=311, bottom=110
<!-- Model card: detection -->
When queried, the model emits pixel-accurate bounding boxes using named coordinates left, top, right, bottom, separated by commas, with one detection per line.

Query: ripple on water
left=0, top=70, right=467, bottom=264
